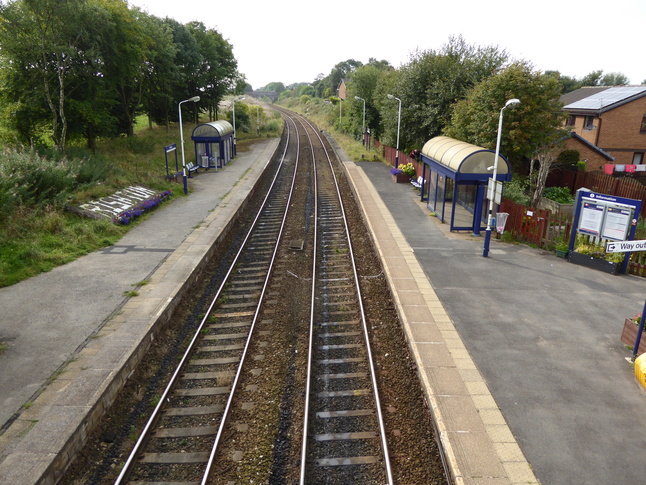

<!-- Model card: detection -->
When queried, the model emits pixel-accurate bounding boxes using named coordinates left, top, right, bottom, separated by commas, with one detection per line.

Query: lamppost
left=387, top=94, right=401, bottom=167
left=179, top=95, right=200, bottom=195
left=355, top=96, right=366, bottom=145
left=483, top=98, right=520, bottom=257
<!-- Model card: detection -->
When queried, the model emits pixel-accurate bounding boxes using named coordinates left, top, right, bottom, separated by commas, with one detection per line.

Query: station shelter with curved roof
left=419, top=136, right=512, bottom=234
left=191, top=120, right=236, bottom=170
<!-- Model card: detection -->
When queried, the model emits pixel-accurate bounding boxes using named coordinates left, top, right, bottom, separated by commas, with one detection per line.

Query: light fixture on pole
left=483, top=98, right=520, bottom=257
left=355, top=96, right=366, bottom=145
left=387, top=94, right=401, bottom=167
left=179, top=95, right=200, bottom=195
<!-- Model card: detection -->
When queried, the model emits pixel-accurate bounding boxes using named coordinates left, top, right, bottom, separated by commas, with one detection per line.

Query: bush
left=503, top=177, right=530, bottom=205
left=543, top=186, right=574, bottom=204
left=0, top=148, right=114, bottom=221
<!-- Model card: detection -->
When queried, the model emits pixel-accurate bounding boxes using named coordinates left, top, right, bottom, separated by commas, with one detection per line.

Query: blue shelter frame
left=420, top=136, right=512, bottom=234
left=191, top=120, right=235, bottom=170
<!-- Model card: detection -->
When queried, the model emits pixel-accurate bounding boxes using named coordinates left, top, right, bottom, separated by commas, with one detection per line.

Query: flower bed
left=113, top=190, right=172, bottom=225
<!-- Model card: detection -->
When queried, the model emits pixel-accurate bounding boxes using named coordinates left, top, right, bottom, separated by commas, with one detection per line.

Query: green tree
left=545, top=70, right=581, bottom=94
left=346, top=62, right=391, bottom=139
left=264, top=82, right=286, bottom=93
left=0, top=0, right=96, bottom=149
left=97, top=0, right=150, bottom=137
left=446, top=62, right=568, bottom=206
left=379, top=35, right=509, bottom=153
left=601, top=72, right=629, bottom=86
left=138, top=10, right=179, bottom=131
left=187, top=21, right=241, bottom=121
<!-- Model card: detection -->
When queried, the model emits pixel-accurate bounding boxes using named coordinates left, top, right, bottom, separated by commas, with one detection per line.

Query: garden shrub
left=543, top=186, right=575, bottom=204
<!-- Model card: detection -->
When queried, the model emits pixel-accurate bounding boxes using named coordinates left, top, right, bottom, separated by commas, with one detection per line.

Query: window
left=584, top=116, right=595, bottom=130
left=640, top=115, right=646, bottom=133
left=633, top=152, right=644, bottom=165
left=566, top=115, right=576, bottom=126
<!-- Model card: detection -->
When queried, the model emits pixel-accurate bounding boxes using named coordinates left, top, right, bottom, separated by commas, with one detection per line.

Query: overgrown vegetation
left=0, top=107, right=278, bottom=288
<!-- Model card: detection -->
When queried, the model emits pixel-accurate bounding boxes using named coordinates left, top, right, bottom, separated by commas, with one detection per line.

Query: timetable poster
left=601, top=206, right=631, bottom=241
left=578, top=201, right=605, bottom=236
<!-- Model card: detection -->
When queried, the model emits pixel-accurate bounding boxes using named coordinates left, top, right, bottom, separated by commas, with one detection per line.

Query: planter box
left=391, top=172, right=410, bottom=183
left=621, top=319, right=646, bottom=355
left=567, top=251, right=621, bottom=275
left=555, top=249, right=568, bottom=258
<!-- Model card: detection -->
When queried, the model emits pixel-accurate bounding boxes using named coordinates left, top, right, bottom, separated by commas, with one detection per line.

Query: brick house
left=337, top=79, right=348, bottom=100
left=561, top=86, right=646, bottom=167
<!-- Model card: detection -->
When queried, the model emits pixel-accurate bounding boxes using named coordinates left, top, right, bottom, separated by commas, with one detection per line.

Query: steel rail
left=294, top=111, right=394, bottom=485
left=115, top=119, right=295, bottom=485
left=199, top=112, right=303, bottom=485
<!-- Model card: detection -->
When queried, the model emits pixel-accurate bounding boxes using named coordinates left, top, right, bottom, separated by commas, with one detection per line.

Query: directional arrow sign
left=606, top=240, right=646, bottom=253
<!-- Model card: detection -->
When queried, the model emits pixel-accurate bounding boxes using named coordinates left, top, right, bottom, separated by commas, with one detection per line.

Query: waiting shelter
left=191, top=120, right=235, bottom=170
left=420, top=136, right=512, bottom=234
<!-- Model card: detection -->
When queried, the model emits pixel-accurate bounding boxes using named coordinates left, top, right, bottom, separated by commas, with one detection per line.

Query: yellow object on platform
left=634, top=353, right=646, bottom=390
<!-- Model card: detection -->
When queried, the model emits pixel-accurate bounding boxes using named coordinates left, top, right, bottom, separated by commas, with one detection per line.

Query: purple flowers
left=113, top=190, right=172, bottom=225
left=390, top=167, right=403, bottom=175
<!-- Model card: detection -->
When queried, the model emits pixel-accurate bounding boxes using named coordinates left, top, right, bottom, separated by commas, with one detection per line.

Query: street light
left=355, top=96, right=366, bottom=145
left=483, top=98, right=520, bottom=257
left=179, top=95, right=200, bottom=195
left=387, top=94, right=401, bottom=167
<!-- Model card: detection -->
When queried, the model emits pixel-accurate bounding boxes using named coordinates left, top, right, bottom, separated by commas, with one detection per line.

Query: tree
left=264, top=82, right=286, bottom=93
left=579, top=70, right=604, bottom=86
left=0, top=0, right=96, bottom=149
left=545, top=70, right=581, bottom=94
left=346, top=63, right=390, bottom=139
left=311, top=59, right=362, bottom=98
left=446, top=62, right=568, bottom=207
left=138, top=10, right=179, bottom=131
left=187, top=22, right=241, bottom=121
left=601, top=72, right=629, bottom=86
left=379, top=35, right=509, bottom=153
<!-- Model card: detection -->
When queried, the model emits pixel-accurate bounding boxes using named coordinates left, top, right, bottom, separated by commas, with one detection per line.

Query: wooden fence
left=549, top=168, right=646, bottom=218
left=499, top=198, right=572, bottom=247
left=499, top=197, right=646, bottom=277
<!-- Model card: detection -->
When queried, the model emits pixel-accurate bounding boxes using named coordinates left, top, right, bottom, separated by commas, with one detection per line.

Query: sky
left=128, top=0, right=646, bottom=90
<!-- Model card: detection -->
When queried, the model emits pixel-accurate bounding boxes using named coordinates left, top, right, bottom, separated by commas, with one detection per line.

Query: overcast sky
left=128, top=0, right=645, bottom=90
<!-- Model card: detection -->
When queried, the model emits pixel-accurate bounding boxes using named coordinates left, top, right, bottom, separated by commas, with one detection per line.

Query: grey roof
left=559, top=87, right=610, bottom=107
left=563, top=86, right=646, bottom=112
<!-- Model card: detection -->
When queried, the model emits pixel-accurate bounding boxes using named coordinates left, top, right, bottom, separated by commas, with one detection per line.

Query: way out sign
left=606, top=240, right=646, bottom=253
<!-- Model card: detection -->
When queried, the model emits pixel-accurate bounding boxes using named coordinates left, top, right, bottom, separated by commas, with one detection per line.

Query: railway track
left=113, top=109, right=393, bottom=484
left=60, top=106, right=448, bottom=485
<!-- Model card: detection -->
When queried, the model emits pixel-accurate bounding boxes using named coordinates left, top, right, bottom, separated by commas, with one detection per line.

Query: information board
left=578, top=200, right=605, bottom=236
left=602, top=206, right=632, bottom=241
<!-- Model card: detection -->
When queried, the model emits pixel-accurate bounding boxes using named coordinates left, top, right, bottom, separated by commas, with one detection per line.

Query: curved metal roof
left=421, top=136, right=509, bottom=174
left=192, top=120, right=234, bottom=138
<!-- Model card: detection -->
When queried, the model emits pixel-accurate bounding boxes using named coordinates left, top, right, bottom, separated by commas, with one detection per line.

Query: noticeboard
left=578, top=197, right=634, bottom=241
left=578, top=200, right=605, bottom=236
left=602, top=206, right=632, bottom=241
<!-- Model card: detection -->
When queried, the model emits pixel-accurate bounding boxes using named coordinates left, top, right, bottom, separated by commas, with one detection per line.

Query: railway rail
left=60, top=106, right=447, bottom=485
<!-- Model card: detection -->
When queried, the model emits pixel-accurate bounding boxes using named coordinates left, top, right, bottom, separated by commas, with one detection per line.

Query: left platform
left=0, top=138, right=281, bottom=485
